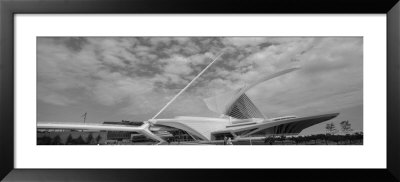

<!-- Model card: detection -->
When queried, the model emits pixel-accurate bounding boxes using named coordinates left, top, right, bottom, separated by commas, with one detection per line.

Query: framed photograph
left=1, top=0, right=399, bottom=181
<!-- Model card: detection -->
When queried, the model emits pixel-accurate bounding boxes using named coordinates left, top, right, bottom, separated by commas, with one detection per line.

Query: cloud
left=38, top=87, right=77, bottom=106
left=149, top=37, right=172, bottom=47
left=246, top=37, right=363, bottom=117
left=161, top=54, right=193, bottom=76
left=37, top=37, right=363, bottom=122
left=221, top=37, right=270, bottom=47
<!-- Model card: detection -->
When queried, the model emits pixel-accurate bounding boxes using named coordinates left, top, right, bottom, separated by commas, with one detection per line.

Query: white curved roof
left=154, top=117, right=229, bottom=140
left=203, top=67, right=299, bottom=119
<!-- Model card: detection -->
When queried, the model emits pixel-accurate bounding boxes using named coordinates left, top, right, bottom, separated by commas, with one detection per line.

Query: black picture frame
left=1, top=0, right=399, bottom=181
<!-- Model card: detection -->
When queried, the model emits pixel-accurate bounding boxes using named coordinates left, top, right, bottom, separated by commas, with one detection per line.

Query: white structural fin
left=225, top=93, right=265, bottom=119
left=204, top=67, right=300, bottom=119
left=150, top=52, right=224, bottom=120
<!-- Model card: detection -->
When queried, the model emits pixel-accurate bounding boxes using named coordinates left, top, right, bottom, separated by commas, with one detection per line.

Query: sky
left=37, top=37, right=363, bottom=134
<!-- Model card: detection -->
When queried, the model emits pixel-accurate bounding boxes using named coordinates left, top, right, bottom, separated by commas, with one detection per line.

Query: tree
left=87, top=133, right=94, bottom=144
left=353, top=132, right=363, bottom=144
left=75, top=135, right=86, bottom=145
left=314, top=134, right=329, bottom=145
left=38, top=136, right=52, bottom=145
left=339, top=120, right=353, bottom=134
left=293, top=136, right=303, bottom=145
left=325, top=123, right=337, bottom=135
left=66, top=134, right=73, bottom=145
left=51, top=135, right=62, bottom=145
left=331, top=135, right=341, bottom=144
left=96, top=135, right=102, bottom=144
left=292, top=136, right=304, bottom=145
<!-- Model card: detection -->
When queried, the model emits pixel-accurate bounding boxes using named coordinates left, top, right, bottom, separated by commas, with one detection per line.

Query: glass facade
left=106, top=131, right=137, bottom=141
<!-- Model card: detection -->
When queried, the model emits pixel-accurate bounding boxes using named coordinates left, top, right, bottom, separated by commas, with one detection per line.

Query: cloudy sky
left=37, top=37, right=363, bottom=134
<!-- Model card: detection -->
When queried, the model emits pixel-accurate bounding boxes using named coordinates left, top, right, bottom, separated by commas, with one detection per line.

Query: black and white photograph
left=37, top=37, right=363, bottom=145
left=2, top=0, right=398, bottom=180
